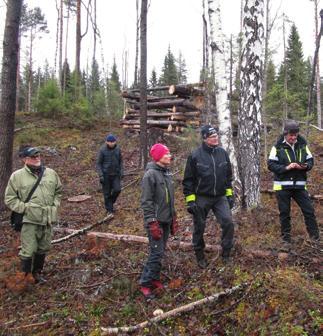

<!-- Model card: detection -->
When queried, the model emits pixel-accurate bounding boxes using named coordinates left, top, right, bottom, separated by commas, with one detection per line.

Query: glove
left=187, top=201, right=198, bottom=215
left=149, top=221, right=162, bottom=240
left=99, top=176, right=104, bottom=184
left=171, top=215, right=178, bottom=235
left=227, top=196, right=234, bottom=209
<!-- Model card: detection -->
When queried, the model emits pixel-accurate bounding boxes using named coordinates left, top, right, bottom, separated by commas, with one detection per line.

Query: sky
left=0, top=0, right=322, bottom=84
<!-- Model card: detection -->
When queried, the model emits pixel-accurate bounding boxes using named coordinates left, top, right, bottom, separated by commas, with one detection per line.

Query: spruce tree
left=266, top=59, right=276, bottom=93
left=149, top=68, right=158, bottom=87
left=159, top=46, right=178, bottom=85
left=177, top=51, right=188, bottom=84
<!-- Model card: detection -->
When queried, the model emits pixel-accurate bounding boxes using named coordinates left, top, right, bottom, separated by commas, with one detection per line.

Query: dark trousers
left=193, top=195, right=234, bottom=252
left=140, top=222, right=170, bottom=285
left=276, top=189, right=319, bottom=242
left=102, top=175, right=121, bottom=212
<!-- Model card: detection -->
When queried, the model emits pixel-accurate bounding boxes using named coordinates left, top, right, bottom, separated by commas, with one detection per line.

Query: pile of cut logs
left=121, top=83, right=205, bottom=132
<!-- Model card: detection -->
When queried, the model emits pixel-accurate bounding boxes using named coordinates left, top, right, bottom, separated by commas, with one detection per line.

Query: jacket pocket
left=25, top=203, right=44, bottom=224
left=51, top=205, right=58, bottom=223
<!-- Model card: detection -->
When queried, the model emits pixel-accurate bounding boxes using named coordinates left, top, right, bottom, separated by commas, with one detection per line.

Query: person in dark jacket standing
left=139, top=144, right=178, bottom=299
left=268, top=120, right=319, bottom=249
left=183, top=125, right=234, bottom=268
left=96, top=134, right=123, bottom=214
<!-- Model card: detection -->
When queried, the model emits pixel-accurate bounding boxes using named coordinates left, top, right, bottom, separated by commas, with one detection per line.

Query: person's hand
left=286, top=163, right=299, bottom=170
left=171, top=215, right=178, bottom=235
left=187, top=201, right=198, bottom=215
left=149, top=221, right=162, bottom=240
left=227, top=196, right=234, bottom=209
left=99, top=176, right=104, bottom=184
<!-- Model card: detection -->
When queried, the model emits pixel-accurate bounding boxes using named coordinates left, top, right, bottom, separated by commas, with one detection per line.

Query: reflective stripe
left=186, top=194, right=196, bottom=203
left=273, top=183, right=282, bottom=191
left=298, top=149, right=302, bottom=162
left=275, top=181, right=294, bottom=186
left=284, top=149, right=291, bottom=163
left=273, top=181, right=306, bottom=190
left=165, top=187, right=169, bottom=204
left=305, top=145, right=313, bottom=159
left=269, top=147, right=278, bottom=161
left=225, top=188, right=233, bottom=196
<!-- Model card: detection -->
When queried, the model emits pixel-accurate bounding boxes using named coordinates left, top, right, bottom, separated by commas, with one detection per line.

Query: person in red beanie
left=139, top=143, right=178, bottom=299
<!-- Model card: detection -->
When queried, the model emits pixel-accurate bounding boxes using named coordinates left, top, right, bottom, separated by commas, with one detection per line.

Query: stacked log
left=121, top=83, right=205, bottom=133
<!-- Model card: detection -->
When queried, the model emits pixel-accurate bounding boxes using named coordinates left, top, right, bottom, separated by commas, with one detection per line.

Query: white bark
left=207, top=0, right=241, bottom=191
left=238, top=0, right=264, bottom=209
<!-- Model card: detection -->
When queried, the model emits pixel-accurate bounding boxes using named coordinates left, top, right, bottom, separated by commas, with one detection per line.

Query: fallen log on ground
left=53, top=228, right=221, bottom=252
left=100, top=283, right=246, bottom=335
left=51, top=214, right=114, bottom=245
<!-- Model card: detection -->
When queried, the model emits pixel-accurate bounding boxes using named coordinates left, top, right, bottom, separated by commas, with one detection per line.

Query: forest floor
left=0, top=114, right=322, bottom=336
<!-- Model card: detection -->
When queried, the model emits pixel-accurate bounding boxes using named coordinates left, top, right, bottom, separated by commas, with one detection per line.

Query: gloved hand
left=187, top=201, right=198, bottom=215
left=171, top=215, right=178, bottom=235
left=149, top=221, right=162, bottom=240
left=227, top=196, right=234, bottom=209
left=99, top=176, right=104, bottom=184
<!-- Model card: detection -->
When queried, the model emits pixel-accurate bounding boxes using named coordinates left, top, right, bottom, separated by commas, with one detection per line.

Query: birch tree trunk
left=238, top=0, right=264, bottom=209
left=0, top=0, right=23, bottom=210
left=207, top=0, right=241, bottom=193
left=140, top=0, right=148, bottom=168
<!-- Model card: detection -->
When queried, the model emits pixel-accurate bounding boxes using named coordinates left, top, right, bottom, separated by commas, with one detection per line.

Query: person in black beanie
left=96, top=134, right=123, bottom=215
left=183, top=125, right=234, bottom=268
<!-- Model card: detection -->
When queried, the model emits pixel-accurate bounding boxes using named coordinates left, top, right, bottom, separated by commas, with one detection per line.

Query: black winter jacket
left=267, top=135, right=314, bottom=190
left=96, top=144, right=123, bottom=177
left=141, top=162, right=175, bottom=227
left=183, top=142, right=233, bottom=199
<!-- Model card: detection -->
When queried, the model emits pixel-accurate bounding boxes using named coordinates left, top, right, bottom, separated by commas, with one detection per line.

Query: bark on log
left=169, top=84, right=205, bottom=97
left=121, top=120, right=187, bottom=126
left=129, top=85, right=170, bottom=93
left=101, top=283, right=246, bottom=335
left=122, top=91, right=177, bottom=102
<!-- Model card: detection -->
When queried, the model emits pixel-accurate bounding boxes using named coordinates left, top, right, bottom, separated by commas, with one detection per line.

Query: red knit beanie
left=150, top=144, right=170, bottom=162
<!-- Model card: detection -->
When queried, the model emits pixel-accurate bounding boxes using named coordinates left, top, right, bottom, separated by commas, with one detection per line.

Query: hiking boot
left=195, top=250, right=208, bottom=269
left=151, top=279, right=164, bottom=290
left=33, top=272, right=47, bottom=284
left=139, top=285, right=155, bottom=300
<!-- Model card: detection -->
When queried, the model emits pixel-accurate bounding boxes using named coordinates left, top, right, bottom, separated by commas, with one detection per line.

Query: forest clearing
left=0, top=115, right=322, bottom=335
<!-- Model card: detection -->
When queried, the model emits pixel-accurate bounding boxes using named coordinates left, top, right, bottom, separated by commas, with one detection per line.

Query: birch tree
left=238, top=0, right=264, bottom=209
left=0, top=0, right=23, bottom=210
left=311, top=0, right=322, bottom=128
left=207, top=0, right=241, bottom=192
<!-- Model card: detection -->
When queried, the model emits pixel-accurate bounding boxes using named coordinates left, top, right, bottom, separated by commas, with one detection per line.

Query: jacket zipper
left=211, top=150, right=217, bottom=195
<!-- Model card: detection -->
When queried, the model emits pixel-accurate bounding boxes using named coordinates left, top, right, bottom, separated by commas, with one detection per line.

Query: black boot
left=195, top=250, right=208, bottom=269
left=32, top=254, right=47, bottom=284
left=21, top=258, right=32, bottom=274
left=221, top=249, right=231, bottom=263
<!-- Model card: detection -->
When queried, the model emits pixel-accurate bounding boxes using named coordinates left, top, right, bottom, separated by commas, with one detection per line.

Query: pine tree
left=159, top=46, right=178, bottom=85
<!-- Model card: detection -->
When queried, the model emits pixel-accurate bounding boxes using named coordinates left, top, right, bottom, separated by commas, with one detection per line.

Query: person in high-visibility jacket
left=183, top=125, right=234, bottom=268
left=268, top=120, right=319, bottom=248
